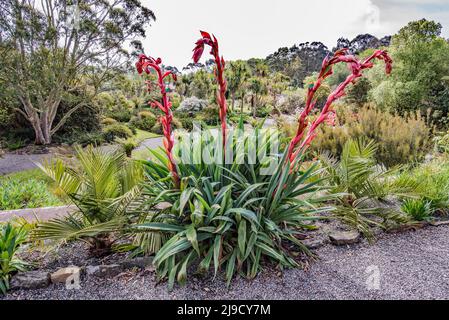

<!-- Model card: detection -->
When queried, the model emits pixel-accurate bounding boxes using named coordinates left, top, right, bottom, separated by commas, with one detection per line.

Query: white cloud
left=140, top=0, right=448, bottom=69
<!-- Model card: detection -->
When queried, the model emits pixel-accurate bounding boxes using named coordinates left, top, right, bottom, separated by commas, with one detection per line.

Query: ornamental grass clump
left=133, top=32, right=393, bottom=289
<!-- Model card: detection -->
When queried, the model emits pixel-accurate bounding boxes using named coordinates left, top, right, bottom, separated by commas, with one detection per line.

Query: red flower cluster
left=136, top=54, right=180, bottom=187
left=193, top=31, right=228, bottom=148
left=287, top=49, right=393, bottom=164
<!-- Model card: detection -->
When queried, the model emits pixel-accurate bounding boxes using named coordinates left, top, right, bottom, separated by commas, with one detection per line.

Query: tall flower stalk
left=287, top=49, right=393, bottom=165
left=192, top=31, right=228, bottom=149
left=136, top=54, right=180, bottom=187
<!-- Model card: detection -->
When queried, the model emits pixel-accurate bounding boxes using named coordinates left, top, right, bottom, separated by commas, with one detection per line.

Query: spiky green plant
left=0, top=223, right=29, bottom=294
left=131, top=121, right=332, bottom=289
left=33, top=145, right=143, bottom=255
left=401, top=198, right=433, bottom=222
left=319, top=139, right=419, bottom=238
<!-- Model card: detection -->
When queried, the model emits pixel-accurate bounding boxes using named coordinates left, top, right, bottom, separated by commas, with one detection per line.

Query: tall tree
left=369, top=19, right=449, bottom=118
left=0, top=0, right=155, bottom=144
left=225, top=60, right=251, bottom=112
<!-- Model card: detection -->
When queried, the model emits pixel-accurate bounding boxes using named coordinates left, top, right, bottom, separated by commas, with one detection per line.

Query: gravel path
left=134, top=137, right=163, bottom=152
left=3, top=225, right=449, bottom=300
left=0, top=137, right=163, bottom=175
left=0, top=153, right=51, bottom=175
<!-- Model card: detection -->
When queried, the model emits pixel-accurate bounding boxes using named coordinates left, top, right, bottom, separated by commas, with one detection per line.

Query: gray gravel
left=3, top=224, right=449, bottom=300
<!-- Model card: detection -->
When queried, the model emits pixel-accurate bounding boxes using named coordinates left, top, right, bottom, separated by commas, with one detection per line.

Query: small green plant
left=6, top=138, right=27, bottom=151
left=101, top=117, right=118, bottom=126
left=0, top=222, right=29, bottom=294
left=401, top=199, right=433, bottom=221
left=395, top=158, right=449, bottom=214
left=116, top=137, right=138, bottom=157
left=102, top=123, right=133, bottom=143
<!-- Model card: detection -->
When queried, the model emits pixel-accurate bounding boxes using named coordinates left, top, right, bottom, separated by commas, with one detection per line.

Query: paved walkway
left=0, top=153, right=51, bottom=175
left=0, top=205, right=76, bottom=222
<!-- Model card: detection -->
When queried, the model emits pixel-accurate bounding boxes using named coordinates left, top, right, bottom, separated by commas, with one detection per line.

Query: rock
left=85, top=264, right=122, bottom=278
left=120, top=256, right=154, bottom=270
left=154, top=202, right=171, bottom=210
left=329, top=230, right=361, bottom=245
left=303, top=237, right=326, bottom=250
left=430, top=220, right=449, bottom=227
left=177, top=97, right=207, bottom=113
left=10, top=271, right=50, bottom=290
left=50, top=267, right=81, bottom=284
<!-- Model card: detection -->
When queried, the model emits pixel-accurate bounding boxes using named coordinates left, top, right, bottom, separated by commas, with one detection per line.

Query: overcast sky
left=140, top=0, right=449, bottom=69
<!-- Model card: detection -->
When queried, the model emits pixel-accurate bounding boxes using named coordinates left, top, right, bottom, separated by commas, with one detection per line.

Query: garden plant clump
left=126, top=31, right=394, bottom=289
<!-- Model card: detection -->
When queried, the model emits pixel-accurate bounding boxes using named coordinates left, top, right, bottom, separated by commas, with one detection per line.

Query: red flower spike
left=135, top=53, right=180, bottom=187
left=287, top=49, right=392, bottom=166
left=192, top=30, right=228, bottom=151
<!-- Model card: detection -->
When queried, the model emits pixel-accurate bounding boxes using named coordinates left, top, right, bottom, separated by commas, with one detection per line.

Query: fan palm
left=33, top=145, right=143, bottom=255
left=320, top=139, right=419, bottom=238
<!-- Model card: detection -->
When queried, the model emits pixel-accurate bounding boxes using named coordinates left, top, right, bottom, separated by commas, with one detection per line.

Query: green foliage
left=0, top=222, right=29, bottom=294
left=320, top=139, right=418, bottom=238
left=401, top=199, right=432, bottom=222
left=395, top=158, right=449, bottom=213
left=368, top=19, right=449, bottom=121
left=196, top=106, right=220, bottom=126
left=102, top=123, right=134, bottom=143
left=130, top=112, right=157, bottom=132
left=0, top=177, right=61, bottom=210
left=310, top=105, right=432, bottom=167
left=34, top=146, right=143, bottom=254
left=101, top=118, right=118, bottom=126
left=133, top=125, right=329, bottom=289
left=434, top=131, right=449, bottom=154
left=0, top=0, right=155, bottom=144
left=277, top=89, right=306, bottom=114
left=116, top=138, right=138, bottom=157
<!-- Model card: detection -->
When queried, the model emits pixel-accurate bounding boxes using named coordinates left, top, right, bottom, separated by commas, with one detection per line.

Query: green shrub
left=116, top=137, right=138, bottom=157
left=102, top=123, right=133, bottom=143
left=101, top=117, right=118, bottom=126
left=309, top=104, right=432, bottom=167
left=0, top=223, right=29, bottom=294
left=434, top=131, right=449, bottom=153
left=196, top=106, right=219, bottom=125
left=5, top=138, right=27, bottom=151
left=176, top=116, right=194, bottom=131
left=106, top=108, right=133, bottom=123
left=151, top=118, right=182, bottom=135
left=0, top=178, right=61, bottom=210
left=395, top=158, right=449, bottom=213
left=401, top=199, right=433, bottom=221
left=255, top=105, right=273, bottom=117
left=130, top=112, right=157, bottom=131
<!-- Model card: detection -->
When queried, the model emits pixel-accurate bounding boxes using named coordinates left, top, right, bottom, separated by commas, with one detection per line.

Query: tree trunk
left=251, top=95, right=256, bottom=118
left=231, top=92, right=235, bottom=112
left=240, top=94, right=245, bottom=114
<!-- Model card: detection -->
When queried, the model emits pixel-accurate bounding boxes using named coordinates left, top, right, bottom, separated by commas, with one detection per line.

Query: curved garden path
left=0, top=137, right=164, bottom=176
